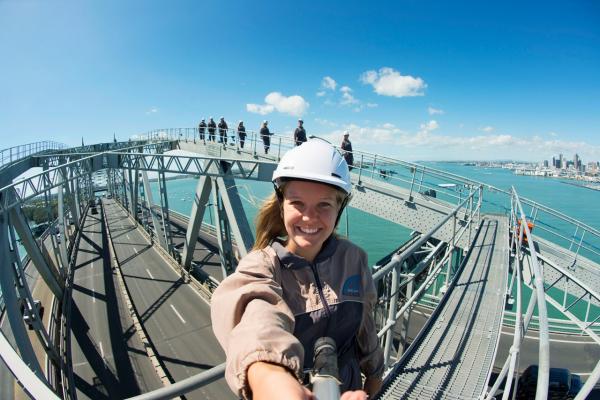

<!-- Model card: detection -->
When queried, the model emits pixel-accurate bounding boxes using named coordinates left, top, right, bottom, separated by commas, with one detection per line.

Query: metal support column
left=182, top=175, right=213, bottom=269
left=211, top=180, right=236, bottom=278
left=56, top=175, right=69, bottom=279
left=157, top=160, right=174, bottom=255
left=214, top=171, right=254, bottom=258
left=8, top=189, right=64, bottom=298
left=0, top=217, right=45, bottom=379
left=141, top=171, right=167, bottom=250
left=8, top=221, right=60, bottom=364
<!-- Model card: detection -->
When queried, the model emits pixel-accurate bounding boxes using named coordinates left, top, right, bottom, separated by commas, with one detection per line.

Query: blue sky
left=1, top=0, right=599, bottom=161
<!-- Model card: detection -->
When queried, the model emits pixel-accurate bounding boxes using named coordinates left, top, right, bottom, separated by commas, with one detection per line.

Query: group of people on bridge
left=196, top=117, right=354, bottom=168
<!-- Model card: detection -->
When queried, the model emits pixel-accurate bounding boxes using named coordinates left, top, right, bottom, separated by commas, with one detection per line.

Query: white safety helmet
left=263, top=120, right=268, bottom=124
left=239, top=120, right=243, bottom=124
left=272, top=139, right=352, bottom=195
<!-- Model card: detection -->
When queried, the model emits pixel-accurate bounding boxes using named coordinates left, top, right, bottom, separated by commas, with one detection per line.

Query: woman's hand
left=340, top=389, right=369, bottom=400
left=248, top=361, right=314, bottom=400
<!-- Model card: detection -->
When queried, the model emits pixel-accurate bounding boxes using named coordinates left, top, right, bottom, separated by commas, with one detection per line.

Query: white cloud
left=321, top=76, right=337, bottom=91
left=428, top=106, right=444, bottom=115
left=366, top=103, right=378, bottom=108
left=146, top=107, right=158, bottom=115
left=246, top=103, right=275, bottom=115
left=548, top=131, right=558, bottom=137
left=480, top=126, right=494, bottom=133
left=340, top=86, right=352, bottom=93
left=360, top=67, right=427, bottom=97
left=316, top=91, right=326, bottom=97
left=420, top=120, right=439, bottom=132
left=246, top=92, right=309, bottom=117
left=315, top=118, right=338, bottom=127
left=318, top=122, right=600, bottom=161
left=341, top=92, right=358, bottom=105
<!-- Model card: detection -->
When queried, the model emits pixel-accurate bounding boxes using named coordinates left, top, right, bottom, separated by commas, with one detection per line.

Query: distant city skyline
left=1, top=1, right=599, bottom=161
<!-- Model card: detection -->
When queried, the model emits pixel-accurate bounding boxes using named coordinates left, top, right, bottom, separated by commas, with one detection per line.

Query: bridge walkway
left=377, top=215, right=509, bottom=400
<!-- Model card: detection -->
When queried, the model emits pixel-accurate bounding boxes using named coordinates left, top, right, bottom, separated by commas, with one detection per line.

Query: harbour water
left=153, top=162, right=600, bottom=266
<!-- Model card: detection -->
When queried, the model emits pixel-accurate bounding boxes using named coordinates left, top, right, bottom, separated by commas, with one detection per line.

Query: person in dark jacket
left=198, top=119, right=207, bottom=143
left=218, top=117, right=228, bottom=146
left=293, top=119, right=307, bottom=146
left=237, top=121, right=246, bottom=149
left=260, top=120, right=272, bottom=154
left=341, top=131, right=354, bottom=170
left=207, top=117, right=217, bottom=142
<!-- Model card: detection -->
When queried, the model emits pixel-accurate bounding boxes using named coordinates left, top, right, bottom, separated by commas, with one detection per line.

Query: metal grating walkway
left=376, top=215, right=509, bottom=400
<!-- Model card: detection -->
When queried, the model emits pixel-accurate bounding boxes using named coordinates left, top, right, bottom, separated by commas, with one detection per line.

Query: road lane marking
left=99, top=341, right=104, bottom=359
left=133, top=248, right=138, bottom=254
left=146, top=269, right=154, bottom=279
left=91, top=261, right=94, bottom=270
left=127, top=234, right=130, bottom=240
left=170, top=304, right=186, bottom=324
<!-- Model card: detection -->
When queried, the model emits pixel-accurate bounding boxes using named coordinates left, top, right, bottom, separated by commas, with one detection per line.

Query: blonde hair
left=252, top=181, right=347, bottom=251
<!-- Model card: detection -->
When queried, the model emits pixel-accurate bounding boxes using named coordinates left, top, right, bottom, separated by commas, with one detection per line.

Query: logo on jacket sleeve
left=342, top=275, right=361, bottom=297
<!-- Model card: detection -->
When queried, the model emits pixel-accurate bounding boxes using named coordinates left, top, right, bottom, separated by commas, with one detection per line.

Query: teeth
left=298, top=227, right=318, bottom=234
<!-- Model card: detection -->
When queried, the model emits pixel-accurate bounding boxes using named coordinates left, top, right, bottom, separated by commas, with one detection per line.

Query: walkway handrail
left=0, top=141, right=68, bottom=168
left=512, top=187, right=551, bottom=400
left=373, top=187, right=479, bottom=281
left=127, top=363, right=226, bottom=400
left=153, top=126, right=600, bottom=264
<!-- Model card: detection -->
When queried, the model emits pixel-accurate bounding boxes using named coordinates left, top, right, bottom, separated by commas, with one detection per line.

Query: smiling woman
left=210, top=139, right=384, bottom=400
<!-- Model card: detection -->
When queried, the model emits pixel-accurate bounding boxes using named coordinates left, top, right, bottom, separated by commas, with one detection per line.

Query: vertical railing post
left=408, top=167, right=417, bottom=202
left=277, top=137, right=282, bottom=161
left=371, top=155, right=377, bottom=179
left=358, top=154, right=364, bottom=183
left=383, top=262, right=400, bottom=366
left=417, top=166, right=425, bottom=193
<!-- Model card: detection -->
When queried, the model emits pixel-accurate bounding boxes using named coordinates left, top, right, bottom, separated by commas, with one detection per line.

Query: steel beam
left=8, top=189, right=63, bottom=298
left=0, top=217, right=44, bottom=379
left=141, top=170, right=166, bottom=250
left=214, top=172, right=254, bottom=258
left=182, top=175, right=213, bottom=269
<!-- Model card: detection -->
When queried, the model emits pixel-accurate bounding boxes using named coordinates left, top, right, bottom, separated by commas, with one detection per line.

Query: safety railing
left=486, top=187, right=550, bottom=400
left=152, top=126, right=600, bottom=266
left=0, top=141, right=68, bottom=168
left=372, top=185, right=482, bottom=366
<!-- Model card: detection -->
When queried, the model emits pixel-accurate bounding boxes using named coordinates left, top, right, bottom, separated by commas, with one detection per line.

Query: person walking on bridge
left=198, top=118, right=207, bottom=143
left=341, top=131, right=354, bottom=171
left=260, top=120, right=272, bottom=154
left=218, top=116, right=228, bottom=146
left=207, top=117, right=217, bottom=142
left=211, top=139, right=384, bottom=400
left=294, top=118, right=307, bottom=146
left=237, top=121, right=246, bottom=149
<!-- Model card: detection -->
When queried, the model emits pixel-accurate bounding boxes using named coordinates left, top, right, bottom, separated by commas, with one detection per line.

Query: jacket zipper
left=310, top=263, right=331, bottom=317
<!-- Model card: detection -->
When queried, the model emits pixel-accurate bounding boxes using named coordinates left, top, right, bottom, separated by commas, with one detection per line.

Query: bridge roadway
left=377, top=216, right=509, bottom=400
left=103, top=198, right=234, bottom=399
left=69, top=207, right=162, bottom=399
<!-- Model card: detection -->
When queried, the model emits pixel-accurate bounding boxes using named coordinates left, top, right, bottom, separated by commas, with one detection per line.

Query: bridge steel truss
left=2, top=135, right=600, bottom=400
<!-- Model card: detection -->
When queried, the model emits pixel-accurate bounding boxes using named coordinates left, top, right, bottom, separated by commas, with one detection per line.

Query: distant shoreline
left=561, top=181, right=600, bottom=192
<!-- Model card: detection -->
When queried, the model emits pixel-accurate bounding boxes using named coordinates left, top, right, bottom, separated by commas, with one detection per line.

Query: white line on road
left=146, top=269, right=154, bottom=279
left=170, top=304, right=186, bottom=324
left=91, top=261, right=94, bottom=270
left=99, top=341, right=104, bottom=359
left=133, top=248, right=138, bottom=254
left=127, top=234, right=130, bottom=240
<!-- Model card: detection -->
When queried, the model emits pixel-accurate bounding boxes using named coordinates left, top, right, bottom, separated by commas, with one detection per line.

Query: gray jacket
left=211, top=236, right=384, bottom=398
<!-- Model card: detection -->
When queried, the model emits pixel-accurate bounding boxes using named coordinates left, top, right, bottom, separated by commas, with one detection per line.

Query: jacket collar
left=272, top=236, right=338, bottom=270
